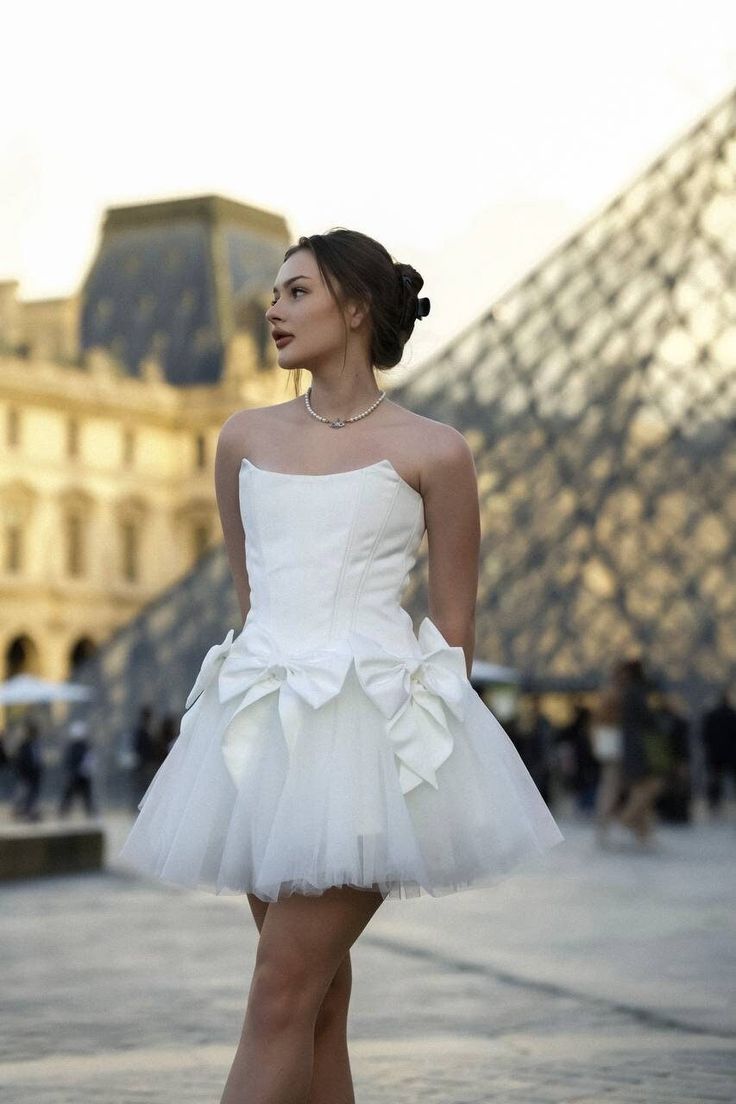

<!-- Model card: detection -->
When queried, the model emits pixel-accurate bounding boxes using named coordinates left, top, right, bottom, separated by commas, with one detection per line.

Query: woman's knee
left=315, top=954, right=352, bottom=1031
left=247, top=956, right=320, bottom=1035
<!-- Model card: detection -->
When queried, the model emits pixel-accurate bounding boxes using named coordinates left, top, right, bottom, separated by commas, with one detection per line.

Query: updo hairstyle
left=281, top=228, right=429, bottom=393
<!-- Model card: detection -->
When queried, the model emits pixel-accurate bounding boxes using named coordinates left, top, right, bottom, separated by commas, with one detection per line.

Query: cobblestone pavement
left=2, top=810, right=735, bottom=1103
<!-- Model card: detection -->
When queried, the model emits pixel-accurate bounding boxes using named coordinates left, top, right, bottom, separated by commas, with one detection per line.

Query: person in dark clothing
left=512, top=694, right=555, bottom=803
left=591, top=660, right=626, bottom=845
left=617, top=658, right=666, bottom=845
left=58, top=719, right=98, bottom=818
left=131, top=705, right=157, bottom=808
left=154, top=713, right=179, bottom=764
left=12, top=718, right=44, bottom=821
left=652, top=693, right=691, bottom=823
left=557, top=703, right=599, bottom=812
left=701, top=690, right=736, bottom=813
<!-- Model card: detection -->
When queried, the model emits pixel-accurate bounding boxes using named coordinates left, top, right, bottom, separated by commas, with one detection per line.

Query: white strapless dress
left=118, top=457, right=564, bottom=901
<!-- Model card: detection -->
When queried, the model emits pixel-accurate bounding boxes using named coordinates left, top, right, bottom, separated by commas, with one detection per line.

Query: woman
left=617, top=658, right=665, bottom=845
left=119, top=228, right=563, bottom=1103
left=591, top=660, right=626, bottom=845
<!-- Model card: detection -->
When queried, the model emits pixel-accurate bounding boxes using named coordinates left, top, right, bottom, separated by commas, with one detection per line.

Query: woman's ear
left=345, top=296, right=370, bottom=331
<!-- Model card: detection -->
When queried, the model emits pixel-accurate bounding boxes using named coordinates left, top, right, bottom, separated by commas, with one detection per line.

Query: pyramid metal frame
left=397, top=87, right=736, bottom=709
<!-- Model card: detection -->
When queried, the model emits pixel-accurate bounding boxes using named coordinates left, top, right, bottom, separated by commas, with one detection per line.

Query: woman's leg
left=619, top=776, right=663, bottom=841
left=220, top=885, right=384, bottom=1104
left=595, top=761, right=621, bottom=841
left=245, top=893, right=357, bottom=1104
left=306, top=949, right=354, bottom=1104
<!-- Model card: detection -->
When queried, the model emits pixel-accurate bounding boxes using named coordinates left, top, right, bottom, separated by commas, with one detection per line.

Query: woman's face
left=265, top=248, right=355, bottom=372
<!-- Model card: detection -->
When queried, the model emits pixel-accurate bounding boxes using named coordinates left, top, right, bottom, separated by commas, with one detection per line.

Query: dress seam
left=402, top=502, right=423, bottom=560
left=327, top=470, right=375, bottom=639
left=396, top=504, right=424, bottom=602
left=349, top=478, right=402, bottom=631
left=242, top=470, right=269, bottom=623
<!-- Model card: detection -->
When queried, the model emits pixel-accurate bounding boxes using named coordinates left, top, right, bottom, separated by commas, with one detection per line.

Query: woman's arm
left=422, top=429, right=481, bottom=677
left=214, top=412, right=252, bottom=627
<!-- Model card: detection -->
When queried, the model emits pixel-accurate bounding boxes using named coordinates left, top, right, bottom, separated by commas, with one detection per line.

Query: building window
left=65, top=514, right=85, bottom=576
left=123, top=429, right=135, bottom=466
left=193, top=523, right=210, bottom=559
left=5, top=635, right=35, bottom=678
left=4, top=524, right=23, bottom=572
left=67, top=417, right=80, bottom=459
left=195, top=434, right=207, bottom=469
left=121, top=519, right=139, bottom=582
left=69, top=637, right=97, bottom=672
left=7, top=406, right=19, bottom=447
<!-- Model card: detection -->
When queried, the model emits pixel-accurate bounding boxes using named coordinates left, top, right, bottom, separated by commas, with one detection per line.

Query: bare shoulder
left=217, top=400, right=302, bottom=458
left=388, top=404, right=476, bottom=496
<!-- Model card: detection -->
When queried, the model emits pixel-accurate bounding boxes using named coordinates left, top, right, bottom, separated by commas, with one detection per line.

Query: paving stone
left=1, top=809, right=735, bottom=1102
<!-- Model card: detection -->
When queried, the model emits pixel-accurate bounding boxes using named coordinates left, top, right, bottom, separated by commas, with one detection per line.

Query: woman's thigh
left=246, top=892, right=354, bottom=1003
left=252, top=886, right=385, bottom=1009
left=247, top=892, right=269, bottom=934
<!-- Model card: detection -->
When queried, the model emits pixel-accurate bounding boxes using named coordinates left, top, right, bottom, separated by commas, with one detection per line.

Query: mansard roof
left=80, top=194, right=288, bottom=385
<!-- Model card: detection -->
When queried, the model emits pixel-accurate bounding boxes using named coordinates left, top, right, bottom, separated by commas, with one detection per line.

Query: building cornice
left=0, top=353, right=239, bottom=427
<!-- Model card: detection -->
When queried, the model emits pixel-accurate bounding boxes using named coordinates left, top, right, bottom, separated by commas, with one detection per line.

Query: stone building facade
left=1, top=194, right=291, bottom=690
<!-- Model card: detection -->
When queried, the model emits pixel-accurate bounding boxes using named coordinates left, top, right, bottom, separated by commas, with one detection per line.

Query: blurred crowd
left=504, top=659, right=736, bottom=847
left=1, top=668, right=735, bottom=843
left=0, top=704, right=181, bottom=823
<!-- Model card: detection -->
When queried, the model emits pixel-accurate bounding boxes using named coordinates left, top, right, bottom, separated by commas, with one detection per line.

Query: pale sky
left=2, top=0, right=735, bottom=370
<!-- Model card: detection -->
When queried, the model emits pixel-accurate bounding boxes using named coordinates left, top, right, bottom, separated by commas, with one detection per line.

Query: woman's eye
left=269, top=287, right=305, bottom=306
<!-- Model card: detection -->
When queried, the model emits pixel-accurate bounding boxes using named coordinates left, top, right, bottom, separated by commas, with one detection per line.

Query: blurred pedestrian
left=155, top=713, right=180, bottom=761
left=513, top=694, right=554, bottom=803
left=591, top=660, right=625, bottom=846
left=131, top=705, right=157, bottom=807
left=0, top=726, right=12, bottom=803
left=651, top=692, right=691, bottom=823
left=557, top=703, right=598, bottom=813
left=701, top=689, right=736, bottom=814
left=58, top=719, right=99, bottom=819
left=617, top=658, right=666, bottom=846
left=11, top=717, right=44, bottom=822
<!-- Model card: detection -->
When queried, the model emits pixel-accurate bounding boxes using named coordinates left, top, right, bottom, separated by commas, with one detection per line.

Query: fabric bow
left=184, top=629, right=235, bottom=710
left=217, top=620, right=354, bottom=785
left=350, top=616, right=469, bottom=795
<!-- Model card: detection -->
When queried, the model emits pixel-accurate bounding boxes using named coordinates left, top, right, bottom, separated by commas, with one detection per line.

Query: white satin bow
left=184, top=629, right=235, bottom=710
left=350, top=616, right=469, bottom=794
left=217, top=620, right=354, bottom=782
left=183, top=617, right=469, bottom=797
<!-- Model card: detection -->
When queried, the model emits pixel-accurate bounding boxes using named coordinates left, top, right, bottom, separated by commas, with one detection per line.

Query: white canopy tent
left=0, top=675, right=95, bottom=706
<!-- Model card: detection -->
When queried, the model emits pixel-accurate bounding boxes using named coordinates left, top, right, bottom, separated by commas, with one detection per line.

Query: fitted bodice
left=180, top=457, right=469, bottom=799
left=239, top=458, right=426, bottom=653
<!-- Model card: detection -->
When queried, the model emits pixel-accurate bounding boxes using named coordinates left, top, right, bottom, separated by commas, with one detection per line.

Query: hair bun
left=395, top=263, right=429, bottom=329
left=285, top=231, right=427, bottom=371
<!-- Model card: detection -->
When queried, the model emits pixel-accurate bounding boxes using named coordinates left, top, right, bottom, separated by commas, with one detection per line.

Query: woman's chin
left=276, top=346, right=310, bottom=371
left=277, top=352, right=299, bottom=371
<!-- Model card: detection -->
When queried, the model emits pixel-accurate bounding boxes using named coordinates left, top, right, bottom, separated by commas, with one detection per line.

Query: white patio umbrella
left=470, top=659, right=521, bottom=684
left=0, top=674, right=95, bottom=705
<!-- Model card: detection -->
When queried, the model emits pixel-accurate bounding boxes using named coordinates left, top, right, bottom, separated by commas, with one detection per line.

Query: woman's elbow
left=431, top=615, right=476, bottom=675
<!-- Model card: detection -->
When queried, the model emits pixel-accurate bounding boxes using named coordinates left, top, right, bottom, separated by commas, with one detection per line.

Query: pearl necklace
left=304, top=386, right=386, bottom=429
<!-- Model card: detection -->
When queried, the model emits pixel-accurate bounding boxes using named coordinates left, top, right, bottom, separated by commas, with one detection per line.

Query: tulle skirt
left=118, top=643, right=564, bottom=902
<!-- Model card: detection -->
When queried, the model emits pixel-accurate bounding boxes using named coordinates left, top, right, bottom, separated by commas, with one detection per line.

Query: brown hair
left=280, top=228, right=427, bottom=396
